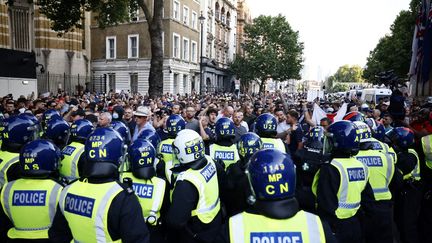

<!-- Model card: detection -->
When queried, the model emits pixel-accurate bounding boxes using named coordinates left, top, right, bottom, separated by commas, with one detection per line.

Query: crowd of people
left=0, top=88, right=431, bottom=243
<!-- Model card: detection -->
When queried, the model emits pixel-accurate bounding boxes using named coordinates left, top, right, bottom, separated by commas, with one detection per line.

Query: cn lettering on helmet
left=88, top=141, right=107, bottom=158
left=138, top=151, right=153, bottom=165
left=250, top=232, right=303, bottom=243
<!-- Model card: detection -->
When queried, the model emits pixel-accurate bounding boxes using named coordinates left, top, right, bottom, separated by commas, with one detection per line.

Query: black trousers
left=394, top=182, right=422, bottom=243
left=361, top=201, right=394, bottom=243
left=328, top=216, right=362, bottom=243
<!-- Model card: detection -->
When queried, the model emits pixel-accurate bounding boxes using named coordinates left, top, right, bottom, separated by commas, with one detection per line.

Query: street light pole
left=199, top=12, right=205, bottom=95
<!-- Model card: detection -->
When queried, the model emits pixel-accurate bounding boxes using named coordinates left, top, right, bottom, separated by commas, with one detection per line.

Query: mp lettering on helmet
left=132, top=184, right=154, bottom=198
left=64, top=193, right=95, bottom=218
left=23, top=153, right=40, bottom=171
left=356, top=156, right=383, bottom=167
left=263, top=120, right=276, bottom=130
left=12, top=190, right=46, bottom=206
left=88, top=136, right=107, bottom=159
left=347, top=168, right=366, bottom=181
left=250, top=232, right=303, bottom=243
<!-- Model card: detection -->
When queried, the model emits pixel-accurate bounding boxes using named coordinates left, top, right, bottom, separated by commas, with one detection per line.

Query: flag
left=420, top=1, right=432, bottom=84
left=409, top=0, right=429, bottom=83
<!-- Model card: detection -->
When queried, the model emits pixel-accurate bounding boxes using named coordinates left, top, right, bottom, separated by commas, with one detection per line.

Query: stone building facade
left=0, top=0, right=91, bottom=94
left=200, top=0, right=237, bottom=93
left=91, top=0, right=200, bottom=95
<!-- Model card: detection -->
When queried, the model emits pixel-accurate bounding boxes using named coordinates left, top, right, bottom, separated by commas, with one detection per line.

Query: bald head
left=224, top=106, right=234, bottom=118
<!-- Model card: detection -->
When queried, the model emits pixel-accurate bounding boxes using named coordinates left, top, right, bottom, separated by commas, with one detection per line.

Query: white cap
left=134, top=106, right=151, bottom=117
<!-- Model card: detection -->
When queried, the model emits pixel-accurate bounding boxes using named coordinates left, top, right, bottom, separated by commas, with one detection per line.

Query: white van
left=360, top=88, right=392, bottom=104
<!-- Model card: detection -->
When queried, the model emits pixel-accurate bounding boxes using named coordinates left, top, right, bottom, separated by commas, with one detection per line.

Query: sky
left=247, top=0, right=412, bottom=81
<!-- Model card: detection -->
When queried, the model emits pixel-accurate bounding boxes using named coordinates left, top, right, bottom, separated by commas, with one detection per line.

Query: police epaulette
left=119, top=178, right=135, bottom=195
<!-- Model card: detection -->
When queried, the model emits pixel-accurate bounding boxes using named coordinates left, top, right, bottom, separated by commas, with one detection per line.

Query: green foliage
left=328, top=65, right=364, bottom=83
left=231, top=14, right=304, bottom=92
left=329, top=82, right=349, bottom=92
left=38, top=0, right=136, bottom=32
left=363, top=0, right=420, bottom=83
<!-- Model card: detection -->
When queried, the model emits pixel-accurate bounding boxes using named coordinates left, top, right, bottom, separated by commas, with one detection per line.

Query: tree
left=329, top=82, right=349, bottom=92
left=363, top=0, right=420, bottom=83
left=230, top=15, right=304, bottom=93
left=328, top=65, right=364, bottom=83
left=37, top=0, right=164, bottom=98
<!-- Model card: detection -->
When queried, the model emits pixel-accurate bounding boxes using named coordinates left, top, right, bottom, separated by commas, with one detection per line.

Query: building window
left=174, top=73, right=179, bottom=94
left=183, top=6, right=189, bottom=25
left=191, top=41, right=197, bottom=63
left=173, top=0, right=180, bottom=20
left=173, top=33, right=180, bottom=58
left=106, top=36, right=116, bottom=59
left=183, top=74, right=188, bottom=93
left=128, top=34, right=139, bottom=58
left=162, top=31, right=165, bottom=55
left=9, top=6, right=31, bottom=51
left=183, top=37, right=189, bottom=61
left=192, top=11, right=197, bottom=29
left=130, top=73, right=138, bottom=94
left=108, top=73, right=116, bottom=91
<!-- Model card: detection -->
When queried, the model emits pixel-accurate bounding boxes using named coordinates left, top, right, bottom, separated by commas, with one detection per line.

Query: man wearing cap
left=132, top=106, right=155, bottom=142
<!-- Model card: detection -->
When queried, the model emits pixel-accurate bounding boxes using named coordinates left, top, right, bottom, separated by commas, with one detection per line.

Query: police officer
left=166, top=129, right=222, bottom=243
left=60, top=119, right=94, bottom=183
left=353, top=121, right=396, bottom=243
left=138, top=128, right=161, bottom=150
left=121, top=139, right=169, bottom=243
left=225, top=132, right=263, bottom=216
left=44, top=117, right=70, bottom=150
left=0, top=115, right=40, bottom=189
left=156, top=114, right=185, bottom=186
left=111, top=120, right=131, bottom=145
left=209, top=117, right=240, bottom=169
left=41, top=109, right=60, bottom=135
left=48, top=127, right=150, bottom=242
left=420, top=133, right=432, bottom=242
left=0, top=140, right=63, bottom=242
left=387, top=127, right=422, bottom=243
left=312, top=120, right=374, bottom=243
left=295, top=126, right=331, bottom=213
left=221, top=149, right=336, bottom=243
left=343, top=111, right=366, bottom=122
left=254, top=113, right=287, bottom=153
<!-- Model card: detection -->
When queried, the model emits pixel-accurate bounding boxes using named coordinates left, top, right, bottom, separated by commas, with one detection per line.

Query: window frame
left=183, top=5, right=189, bottom=26
left=191, top=41, right=197, bottom=63
left=128, top=34, right=139, bottom=59
left=106, top=36, right=116, bottom=59
left=173, top=33, right=181, bottom=58
left=182, top=37, right=190, bottom=61
left=173, top=0, right=180, bottom=20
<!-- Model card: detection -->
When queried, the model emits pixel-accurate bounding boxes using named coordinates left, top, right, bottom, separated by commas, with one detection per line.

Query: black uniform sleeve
left=321, top=219, right=337, bottom=243
left=389, top=168, right=403, bottom=195
left=315, top=165, right=340, bottom=221
left=0, top=196, right=13, bottom=241
left=5, top=162, right=20, bottom=183
left=166, top=180, right=198, bottom=229
left=108, top=190, right=150, bottom=243
left=48, top=205, right=73, bottom=243
left=77, top=153, right=86, bottom=178
left=360, top=181, right=375, bottom=213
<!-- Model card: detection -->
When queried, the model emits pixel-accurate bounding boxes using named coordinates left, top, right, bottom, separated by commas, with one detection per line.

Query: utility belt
left=402, top=178, right=422, bottom=189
